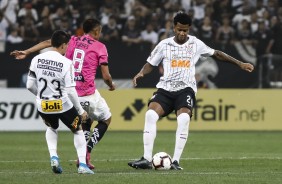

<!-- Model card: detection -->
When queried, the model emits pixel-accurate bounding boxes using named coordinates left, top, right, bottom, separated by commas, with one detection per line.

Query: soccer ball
left=152, top=152, right=172, bottom=170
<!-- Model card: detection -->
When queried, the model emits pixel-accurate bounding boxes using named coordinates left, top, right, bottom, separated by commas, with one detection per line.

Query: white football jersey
left=29, top=51, right=76, bottom=113
left=147, top=35, right=215, bottom=94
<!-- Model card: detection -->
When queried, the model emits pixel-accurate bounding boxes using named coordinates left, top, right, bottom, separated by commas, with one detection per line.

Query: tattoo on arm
left=212, top=50, right=242, bottom=67
left=104, top=78, right=113, bottom=87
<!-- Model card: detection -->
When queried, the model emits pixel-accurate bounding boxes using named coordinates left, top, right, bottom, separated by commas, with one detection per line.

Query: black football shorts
left=38, top=106, right=81, bottom=131
left=149, top=87, right=196, bottom=117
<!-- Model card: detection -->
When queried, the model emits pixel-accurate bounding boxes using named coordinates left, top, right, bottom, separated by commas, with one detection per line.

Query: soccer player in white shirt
left=26, top=30, right=94, bottom=174
left=128, top=12, right=254, bottom=170
left=11, top=19, right=115, bottom=170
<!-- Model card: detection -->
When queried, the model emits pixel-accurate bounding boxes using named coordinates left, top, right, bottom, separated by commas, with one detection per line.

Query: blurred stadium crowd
left=0, top=0, right=282, bottom=88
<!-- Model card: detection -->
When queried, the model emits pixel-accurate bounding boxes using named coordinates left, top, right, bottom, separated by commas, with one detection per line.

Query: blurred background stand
left=258, top=54, right=282, bottom=88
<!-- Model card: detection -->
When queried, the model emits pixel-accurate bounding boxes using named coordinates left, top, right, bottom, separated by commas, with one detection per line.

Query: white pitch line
left=0, top=157, right=281, bottom=163
left=181, top=157, right=282, bottom=160
left=94, top=171, right=282, bottom=175
left=74, top=157, right=282, bottom=162
left=0, top=171, right=282, bottom=175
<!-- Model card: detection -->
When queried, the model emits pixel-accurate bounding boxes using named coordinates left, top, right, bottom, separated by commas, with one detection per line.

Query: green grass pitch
left=0, top=131, right=281, bottom=184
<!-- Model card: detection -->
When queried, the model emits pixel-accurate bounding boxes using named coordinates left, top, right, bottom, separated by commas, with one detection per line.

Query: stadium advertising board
left=0, top=89, right=62, bottom=131
left=102, top=89, right=281, bottom=131
left=0, top=89, right=281, bottom=131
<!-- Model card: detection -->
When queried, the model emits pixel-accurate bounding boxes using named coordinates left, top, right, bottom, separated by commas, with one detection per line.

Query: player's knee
left=98, top=117, right=111, bottom=126
left=81, top=117, right=92, bottom=131
left=178, top=108, right=192, bottom=118
left=187, top=109, right=192, bottom=118
left=145, top=109, right=159, bottom=123
left=177, top=113, right=190, bottom=131
left=105, top=117, right=111, bottom=126
left=83, top=117, right=92, bottom=125
left=52, top=124, right=59, bottom=129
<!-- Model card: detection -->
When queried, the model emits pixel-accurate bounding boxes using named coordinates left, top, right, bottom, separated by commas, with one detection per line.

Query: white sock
left=172, top=113, right=190, bottom=163
left=143, top=109, right=159, bottom=161
left=45, top=127, right=58, bottom=158
left=74, top=130, right=87, bottom=165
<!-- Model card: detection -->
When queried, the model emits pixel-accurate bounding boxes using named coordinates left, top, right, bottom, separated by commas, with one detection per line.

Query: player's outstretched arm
left=101, top=64, right=115, bottom=91
left=133, top=62, right=154, bottom=87
left=10, top=39, right=52, bottom=60
left=212, top=50, right=254, bottom=72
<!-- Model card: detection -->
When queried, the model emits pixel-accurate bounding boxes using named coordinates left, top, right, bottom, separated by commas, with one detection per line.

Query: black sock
left=87, top=121, right=108, bottom=153
left=82, top=118, right=92, bottom=142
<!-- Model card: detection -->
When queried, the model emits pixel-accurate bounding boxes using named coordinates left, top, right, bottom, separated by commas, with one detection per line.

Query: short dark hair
left=83, top=18, right=101, bottom=33
left=51, top=30, right=70, bottom=48
left=173, top=12, right=192, bottom=26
